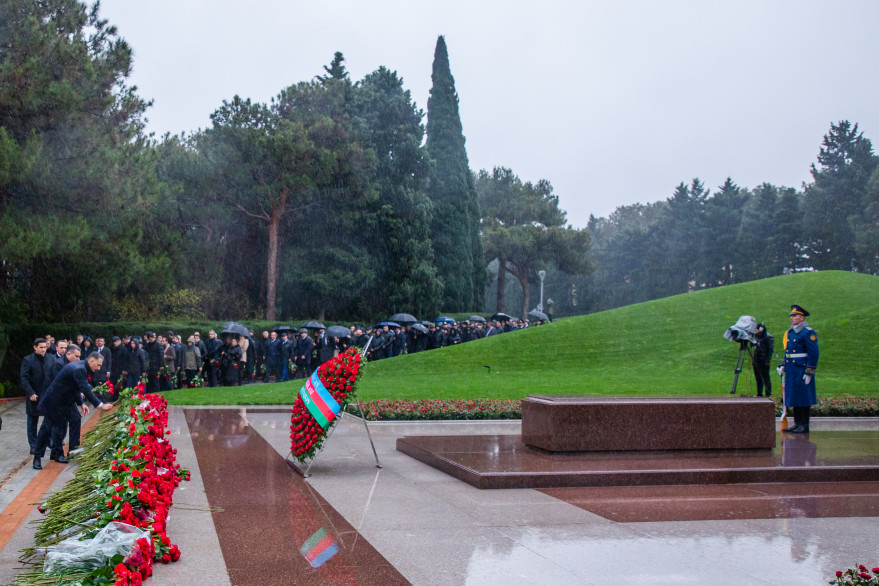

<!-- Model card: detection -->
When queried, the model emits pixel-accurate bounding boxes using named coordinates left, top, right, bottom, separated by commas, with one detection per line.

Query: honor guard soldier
left=780, top=304, right=819, bottom=433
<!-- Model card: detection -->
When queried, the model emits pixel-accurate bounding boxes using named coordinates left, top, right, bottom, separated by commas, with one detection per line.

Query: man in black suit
left=294, top=329, right=314, bottom=379
left=92, top=337, right=112, bottom=384
left=32, top=351, right=112, bottom=469
left=143, top=331, right=163, bottom=394
left=20, top=338, right=51, bottom=455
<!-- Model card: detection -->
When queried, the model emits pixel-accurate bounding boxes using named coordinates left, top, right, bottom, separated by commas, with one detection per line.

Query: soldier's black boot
left=788, top=407, right=809, bottom=433
left=33, top=457, right=42, bottom=470
left=784, top=408, right=801, bottom=433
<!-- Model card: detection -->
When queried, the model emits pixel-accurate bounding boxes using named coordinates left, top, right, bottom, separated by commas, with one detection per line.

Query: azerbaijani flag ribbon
left=298, top=371, right=341, bottom=429
left=299, top=527, right=339, bottom=568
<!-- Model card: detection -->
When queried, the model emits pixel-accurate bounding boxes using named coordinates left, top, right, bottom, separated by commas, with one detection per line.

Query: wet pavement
left=1, top=400, right=878, bottom=585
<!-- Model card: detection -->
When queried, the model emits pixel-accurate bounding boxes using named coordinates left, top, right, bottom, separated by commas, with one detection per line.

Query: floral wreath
left=289, top=347, right=363, bottom=462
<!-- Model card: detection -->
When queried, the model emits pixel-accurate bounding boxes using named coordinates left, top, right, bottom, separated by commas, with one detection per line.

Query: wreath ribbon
left=298, top=371, right=340, bottom=429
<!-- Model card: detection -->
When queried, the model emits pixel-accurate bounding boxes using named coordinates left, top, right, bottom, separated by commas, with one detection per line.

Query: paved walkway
left=1, top=400, right=878, bottom=585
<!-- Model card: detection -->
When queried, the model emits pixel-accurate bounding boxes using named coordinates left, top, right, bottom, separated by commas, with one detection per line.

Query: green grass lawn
left=162, top=271, right=879, bottom=405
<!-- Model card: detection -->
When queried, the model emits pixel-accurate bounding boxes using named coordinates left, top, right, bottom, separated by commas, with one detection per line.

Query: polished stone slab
left=522, top=395, right=776, bottom=451
left=397, top=430, right=879, bottom=489
left=184, top=409, right=409, bottom=586
left=539, top=482, right=879, bottom=522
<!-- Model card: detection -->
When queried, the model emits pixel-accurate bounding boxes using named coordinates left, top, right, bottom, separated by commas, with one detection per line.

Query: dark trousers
left=293, top=363, right=309, bottom=380
left=792, top=406, right=812, bottom=430
left=146, top=370, right=160, bottom=393
left=27, top=412, right=39, bottom=454
left=126, top=372, right=141, bottom=389
left=207, top=363, right=218, bottom=387
left=66, top=405, right=82, bottom=450
left=752, top=361, right=772, bottom=396
left=34, top=414, right=67, bottom=460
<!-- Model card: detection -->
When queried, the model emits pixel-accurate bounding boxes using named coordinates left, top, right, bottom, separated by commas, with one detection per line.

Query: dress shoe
left=783, top=425, right=803, bottom=433
left=32, top=457, right=42, bottom=470
left=52, top=455, right=70, bottom=464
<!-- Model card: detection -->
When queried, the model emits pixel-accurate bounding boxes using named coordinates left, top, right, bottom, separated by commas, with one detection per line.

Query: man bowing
left=32, top=352, right=112, bottom=469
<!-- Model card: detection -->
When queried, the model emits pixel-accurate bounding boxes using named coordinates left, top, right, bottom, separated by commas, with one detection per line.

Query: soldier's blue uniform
left=783, top=324, right=819, bottom=407
left=782, top=304, right=819, bottom=433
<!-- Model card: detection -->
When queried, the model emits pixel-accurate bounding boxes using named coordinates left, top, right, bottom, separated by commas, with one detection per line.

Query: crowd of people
left=16, top=316, right=544, bottom=468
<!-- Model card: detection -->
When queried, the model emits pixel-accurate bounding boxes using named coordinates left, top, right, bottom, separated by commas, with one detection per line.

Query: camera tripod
left=730, top=339, right=754, bottom=394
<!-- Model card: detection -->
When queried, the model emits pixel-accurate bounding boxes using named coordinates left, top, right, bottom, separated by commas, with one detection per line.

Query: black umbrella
left=301, top=320, right=326, bottom=330
left=326, top=325, right=352, bottom=338
left=220, top=322, right=249, bottom=336
left=389, top=313, right=418, bottom=324
left=376, top=321, right=401, bottom=328
left=468, top=315, right=487, bottom=323
left=410, top=323, right=428, bottom=334
left=490, top=312, right=514, bottom=322
left=528, top=310, right=549, bottom=321
left=273, top=324, right=296, bottom=333
left=435, top=316, right=456, bottom=324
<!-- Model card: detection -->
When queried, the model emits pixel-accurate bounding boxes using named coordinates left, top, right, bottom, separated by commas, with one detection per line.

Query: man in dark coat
left=20, top=338, right=51, bottom=455
left=203, top=330, right=222, bottom=387
left=109, top=336, right=126, bottom=387
left=92, top=337, right=112, bottom=384
left=368, top=326, right=387, bottom=361
left=280, top=332, right=293, bottom=381
left=351, top=328, right=369, bottom=351
left=294, top=329, right=314, bottom=379
left=193, top=332, right=208, bottom=358
left=33, top=353, right=112, bottom=469
left=47, top=340, right=69, bottom=378
left=751, top=322, right=774, bottom=397
left=317, top=329, right=334, bottom=365
left=125, top=338, right=148, bottom=388
left=255, top=331, right=269, bottom=381
left=266, top=331, right=281, bottom=382
left=143, top=332, right=163, bottom=394
left=392, top=326, right=406, bottom=356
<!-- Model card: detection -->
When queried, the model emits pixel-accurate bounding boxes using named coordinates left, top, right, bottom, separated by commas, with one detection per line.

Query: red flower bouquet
left=289, top=348, right=363, bottom=462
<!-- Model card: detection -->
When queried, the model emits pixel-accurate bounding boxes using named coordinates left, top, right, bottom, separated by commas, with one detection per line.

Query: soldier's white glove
left=777, top=366, right=784, bottom=376
left=803, top=374, right=812, bottom=385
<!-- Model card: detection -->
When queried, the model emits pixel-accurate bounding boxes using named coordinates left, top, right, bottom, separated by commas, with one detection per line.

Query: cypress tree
left=425, top=36, right=485, bottom=311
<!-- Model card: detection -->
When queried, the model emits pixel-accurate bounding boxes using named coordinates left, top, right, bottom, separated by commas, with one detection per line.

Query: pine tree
left=425, top=36, right=484, bottom=311
left=353, top=67, right=442, bottom=317
left=804, top=121, right=878, bottom=270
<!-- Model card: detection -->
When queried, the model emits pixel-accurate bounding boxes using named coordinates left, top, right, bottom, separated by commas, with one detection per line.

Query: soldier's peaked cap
left=789, top=304, right=810, bottom=317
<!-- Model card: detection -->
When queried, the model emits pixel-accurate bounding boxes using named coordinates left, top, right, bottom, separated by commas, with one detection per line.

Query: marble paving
left=1, top=400, right=878, bottom=585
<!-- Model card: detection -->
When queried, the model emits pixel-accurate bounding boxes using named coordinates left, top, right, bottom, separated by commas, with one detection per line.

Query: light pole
left=537, top=270, right=546, bottom=312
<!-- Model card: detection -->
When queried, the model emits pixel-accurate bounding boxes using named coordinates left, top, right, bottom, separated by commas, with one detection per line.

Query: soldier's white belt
left=786, top=353, right=807, bottom=358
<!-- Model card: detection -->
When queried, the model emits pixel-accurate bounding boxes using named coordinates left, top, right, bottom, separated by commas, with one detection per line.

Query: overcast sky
left=99, top=0, right=879, bottom=227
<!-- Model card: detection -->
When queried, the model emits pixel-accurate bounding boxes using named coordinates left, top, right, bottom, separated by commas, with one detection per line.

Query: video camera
left=724, top=315, right=757, bottom=344
left=724, top=315, right=757, bottom=394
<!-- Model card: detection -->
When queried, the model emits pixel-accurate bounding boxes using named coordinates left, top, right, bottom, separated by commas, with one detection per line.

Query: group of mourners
left=17, top=316, right=543, bottom=468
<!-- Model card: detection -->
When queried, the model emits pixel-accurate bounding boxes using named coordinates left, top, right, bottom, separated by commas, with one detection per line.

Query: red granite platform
left=521, top=395, right=776, bottom=451
left=396, top=431, right=879, bottom=490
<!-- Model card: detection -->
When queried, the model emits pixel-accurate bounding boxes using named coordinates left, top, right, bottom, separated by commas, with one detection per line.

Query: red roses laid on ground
left=11, top=384, right=189, bottom=586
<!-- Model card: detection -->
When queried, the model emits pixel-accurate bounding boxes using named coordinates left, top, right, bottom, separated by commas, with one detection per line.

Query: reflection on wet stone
left=184, top=409, right=408, bottom=586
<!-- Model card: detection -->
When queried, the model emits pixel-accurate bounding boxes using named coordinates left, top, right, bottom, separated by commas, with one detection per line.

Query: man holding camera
left=779, top=305, right=819, bottom=433
left=752, top=322, right=774, bottom=397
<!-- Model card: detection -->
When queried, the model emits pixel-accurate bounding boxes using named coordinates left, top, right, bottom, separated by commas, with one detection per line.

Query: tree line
left=546, top=121, right=878, bottom=316
left=1, top=1, right=875, bottom=327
